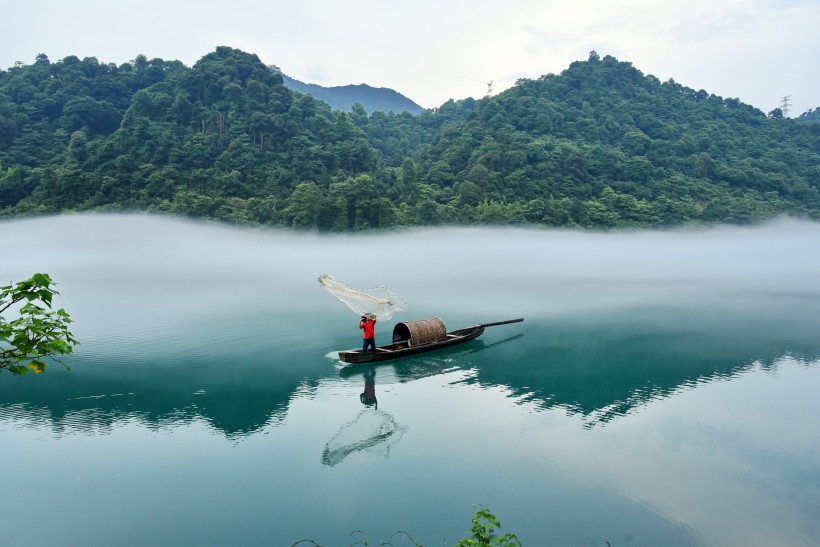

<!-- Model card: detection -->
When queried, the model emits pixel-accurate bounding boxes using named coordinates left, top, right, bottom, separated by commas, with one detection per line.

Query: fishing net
left=321, top=409, right=408, bottom=467
left=318, top=274, right=407, bottom=321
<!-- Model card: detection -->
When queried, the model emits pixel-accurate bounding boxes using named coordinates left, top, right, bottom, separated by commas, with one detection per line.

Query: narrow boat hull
left=339, top=326, right=485, bottom=364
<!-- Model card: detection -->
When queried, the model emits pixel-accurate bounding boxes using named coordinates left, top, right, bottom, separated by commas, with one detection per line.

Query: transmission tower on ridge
left=780, top=95, right=792, bottom=118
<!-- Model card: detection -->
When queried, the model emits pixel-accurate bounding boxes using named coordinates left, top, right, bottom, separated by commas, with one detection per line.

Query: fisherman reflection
left=360, top=367, right=377, bottom=409
left=322, top=369, right=407, bottom=466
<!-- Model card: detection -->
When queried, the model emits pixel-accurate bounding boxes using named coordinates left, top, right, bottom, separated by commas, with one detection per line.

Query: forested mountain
left=281, top=74, right=423, bottom=115
left=1, top=47, right=818, bottom=230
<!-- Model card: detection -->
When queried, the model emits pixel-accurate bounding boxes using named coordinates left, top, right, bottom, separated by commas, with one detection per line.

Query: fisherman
left=360, top=313, right=377, bottom=353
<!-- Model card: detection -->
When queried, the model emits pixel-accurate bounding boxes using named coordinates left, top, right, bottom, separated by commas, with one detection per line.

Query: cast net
left=318, top=274, right=407, bottom=321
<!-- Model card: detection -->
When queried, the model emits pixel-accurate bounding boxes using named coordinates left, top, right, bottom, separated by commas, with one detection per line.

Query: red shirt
left=360, top=318, right=376, bottom=339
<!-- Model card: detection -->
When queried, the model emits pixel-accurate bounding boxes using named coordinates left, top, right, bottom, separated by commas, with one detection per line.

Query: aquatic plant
left=291, top=506, right=521, bottom=546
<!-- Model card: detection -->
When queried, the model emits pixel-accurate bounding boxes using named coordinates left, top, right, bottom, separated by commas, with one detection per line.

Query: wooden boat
left=338, top=317, right=523, bottom=364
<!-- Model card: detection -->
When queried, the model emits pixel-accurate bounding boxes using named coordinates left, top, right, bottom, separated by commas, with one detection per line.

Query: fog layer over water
left=2, top=214, right=820, bottom=546
left=4, top=213, right=820, bottom=327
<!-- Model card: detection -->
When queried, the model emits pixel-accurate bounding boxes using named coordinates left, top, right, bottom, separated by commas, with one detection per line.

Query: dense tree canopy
left=1, top=48, right=818, bottom=230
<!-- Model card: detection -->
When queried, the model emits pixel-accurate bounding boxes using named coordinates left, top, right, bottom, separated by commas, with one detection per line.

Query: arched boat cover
left=392, top=318, right=447, bottom=347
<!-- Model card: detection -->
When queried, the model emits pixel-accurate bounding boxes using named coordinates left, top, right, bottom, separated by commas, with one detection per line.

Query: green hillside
left=1, top=47, right=818, bottom=230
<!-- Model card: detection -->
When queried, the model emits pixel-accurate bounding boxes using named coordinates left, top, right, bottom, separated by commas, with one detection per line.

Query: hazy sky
left=1, top=0, right=817, bottom=115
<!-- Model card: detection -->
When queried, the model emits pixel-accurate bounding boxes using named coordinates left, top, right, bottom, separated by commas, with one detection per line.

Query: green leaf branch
left=1, top=273, right=77, bottom=375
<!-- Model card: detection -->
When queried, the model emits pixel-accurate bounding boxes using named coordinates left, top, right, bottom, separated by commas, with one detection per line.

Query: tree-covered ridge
left=797, top=107, right=820, bottom=124
left=406, top=53, right=820, bottom=226
left=1, top=48, right=818, bottom=230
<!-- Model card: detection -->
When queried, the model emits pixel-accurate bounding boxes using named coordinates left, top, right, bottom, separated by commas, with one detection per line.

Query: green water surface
left=2, top=215, right=820, bottom=546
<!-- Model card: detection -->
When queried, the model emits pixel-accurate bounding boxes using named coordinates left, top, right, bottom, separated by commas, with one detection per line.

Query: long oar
left=479, top=318, right=524, bottom=328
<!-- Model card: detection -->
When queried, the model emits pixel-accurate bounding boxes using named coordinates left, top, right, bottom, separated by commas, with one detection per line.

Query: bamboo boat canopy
left=392, top=318, right=447, bottom=347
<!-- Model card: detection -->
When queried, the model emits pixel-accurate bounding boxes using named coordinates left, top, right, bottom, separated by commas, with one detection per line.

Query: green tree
left=1, top=273, right=77, bottom=375
left=284, top=181, right=324, bottom=229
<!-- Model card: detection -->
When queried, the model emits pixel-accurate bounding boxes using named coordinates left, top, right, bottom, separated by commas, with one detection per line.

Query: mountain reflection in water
left=3, top=298, right=817, bottom=437
left=1, top=214, right=820, bottom=437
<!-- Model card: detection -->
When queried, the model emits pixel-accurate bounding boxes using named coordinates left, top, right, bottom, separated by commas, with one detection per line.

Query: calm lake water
left=2, top=214, right=820, bottom=546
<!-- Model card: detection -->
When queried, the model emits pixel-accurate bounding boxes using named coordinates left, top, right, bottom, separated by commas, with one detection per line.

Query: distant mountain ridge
left=281, top=74, right=424, bottom=115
